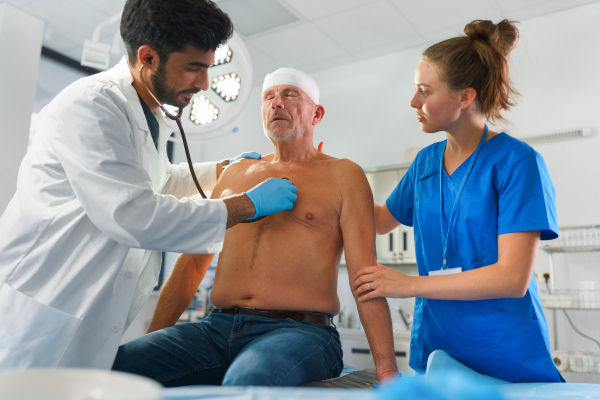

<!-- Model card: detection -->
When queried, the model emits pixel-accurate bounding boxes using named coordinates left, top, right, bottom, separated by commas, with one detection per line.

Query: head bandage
left=262, top=68, right=320, bottom=105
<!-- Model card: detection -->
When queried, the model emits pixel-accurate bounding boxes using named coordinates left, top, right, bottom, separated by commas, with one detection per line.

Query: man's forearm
left=356, top=297, right=398, bottom=379
left=145, top=254, right=212, bottom=334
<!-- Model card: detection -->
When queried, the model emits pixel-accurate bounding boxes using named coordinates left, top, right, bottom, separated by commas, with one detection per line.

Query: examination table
left=160, top=350, right=600, bottom=400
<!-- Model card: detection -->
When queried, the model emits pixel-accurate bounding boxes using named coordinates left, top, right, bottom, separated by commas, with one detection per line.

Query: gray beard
left=264, top=127, right=305, bottom=142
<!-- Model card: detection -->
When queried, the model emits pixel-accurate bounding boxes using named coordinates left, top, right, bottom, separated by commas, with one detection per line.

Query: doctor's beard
left=151, top=63, right=198, bottom=109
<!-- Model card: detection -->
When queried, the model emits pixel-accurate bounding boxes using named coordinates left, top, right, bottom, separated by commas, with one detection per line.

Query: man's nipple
left=305, top=213, right=314, bottom=220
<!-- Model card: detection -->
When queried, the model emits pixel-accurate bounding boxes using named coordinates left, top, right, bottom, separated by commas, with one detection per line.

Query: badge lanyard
left=434, top=125, right=488, bottom=275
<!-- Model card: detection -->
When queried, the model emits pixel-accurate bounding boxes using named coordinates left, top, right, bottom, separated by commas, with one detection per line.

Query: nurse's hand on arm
left=354, top=230, right=540, bottom=301
left=340, top=162, right=398, bottom=383
left=145, top=253, right=213, bottom=334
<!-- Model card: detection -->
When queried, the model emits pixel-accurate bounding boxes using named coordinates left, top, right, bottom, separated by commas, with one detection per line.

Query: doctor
left=0, top=0, right=296, bottom=370
left=354, top=20, right=563, bottom=383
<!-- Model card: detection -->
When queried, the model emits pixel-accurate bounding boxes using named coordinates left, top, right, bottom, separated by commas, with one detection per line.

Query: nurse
left=0, top=0, right=296, bottom=370
left=354, top=19, right=563, bottom=383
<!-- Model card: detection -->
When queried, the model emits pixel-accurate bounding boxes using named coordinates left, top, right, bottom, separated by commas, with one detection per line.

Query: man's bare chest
left=219, top=164, right=342, bottom=228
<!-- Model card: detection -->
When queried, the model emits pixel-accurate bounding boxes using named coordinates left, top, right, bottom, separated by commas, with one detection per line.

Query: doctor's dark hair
left=120, top=0, right=233, bottom=64
left=422, top=19, right=519, bottom=122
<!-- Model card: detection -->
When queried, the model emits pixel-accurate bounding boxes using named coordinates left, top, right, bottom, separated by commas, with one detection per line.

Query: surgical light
left=162, top=104, right=179, bottom=116
left=211, top=44, right=232, bottom=66
left=211, top=73, right=241, bottom=102
left=189, top=95, right=219, bottom=125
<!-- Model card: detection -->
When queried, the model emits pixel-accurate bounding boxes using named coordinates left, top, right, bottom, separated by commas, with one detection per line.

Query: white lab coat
left=0, top=57, right=227, bottom=370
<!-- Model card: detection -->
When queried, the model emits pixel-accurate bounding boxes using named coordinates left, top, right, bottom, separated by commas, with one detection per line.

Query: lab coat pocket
left=462, top=301, right=559, bottom=383
left=0, top=283, right=82, bottom=369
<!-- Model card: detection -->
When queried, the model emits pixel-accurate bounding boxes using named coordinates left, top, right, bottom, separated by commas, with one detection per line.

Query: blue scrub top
left=386, top=133, right=563, bottom=383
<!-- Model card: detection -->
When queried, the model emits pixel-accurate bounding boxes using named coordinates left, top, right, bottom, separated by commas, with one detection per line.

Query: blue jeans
left=112, top=310, right=344, bottom=387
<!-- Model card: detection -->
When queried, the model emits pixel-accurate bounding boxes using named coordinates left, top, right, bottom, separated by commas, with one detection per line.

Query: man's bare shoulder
left=324, top=157, right=366, bottom=180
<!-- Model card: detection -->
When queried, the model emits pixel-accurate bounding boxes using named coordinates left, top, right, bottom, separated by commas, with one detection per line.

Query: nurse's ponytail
left=422, top=19, right=520, bottom=122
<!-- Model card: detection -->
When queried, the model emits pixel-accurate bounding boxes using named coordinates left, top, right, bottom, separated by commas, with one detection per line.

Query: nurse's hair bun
left=422, top=19, right=520, bottom=122
left=464, top=19, right=519, bottom=57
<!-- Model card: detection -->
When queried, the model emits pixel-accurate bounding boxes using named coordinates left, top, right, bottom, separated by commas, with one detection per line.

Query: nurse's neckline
left=443, top=131, right=505, bottom=177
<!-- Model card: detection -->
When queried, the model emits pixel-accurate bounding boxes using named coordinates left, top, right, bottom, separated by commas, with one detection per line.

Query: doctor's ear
left=136, top=45, right=159, bottom=68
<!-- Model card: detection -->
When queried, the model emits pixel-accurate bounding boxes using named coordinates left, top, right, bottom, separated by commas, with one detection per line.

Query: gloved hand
left=243, top=178, right=297, bottom=219
left=230, top=151, right=261, bottom=165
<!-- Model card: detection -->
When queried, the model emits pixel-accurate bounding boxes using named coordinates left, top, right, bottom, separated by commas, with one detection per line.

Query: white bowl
left=0, top=368, right=162, bottom=400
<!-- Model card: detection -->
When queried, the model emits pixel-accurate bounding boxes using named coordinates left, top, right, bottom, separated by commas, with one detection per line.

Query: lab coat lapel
left=111, top=58, right=168, bottom=192
left=111, top=58, right=166, bottom=329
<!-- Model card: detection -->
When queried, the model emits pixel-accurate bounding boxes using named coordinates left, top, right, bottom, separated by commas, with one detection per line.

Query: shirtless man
left=112, top=68, right=398, bottom=386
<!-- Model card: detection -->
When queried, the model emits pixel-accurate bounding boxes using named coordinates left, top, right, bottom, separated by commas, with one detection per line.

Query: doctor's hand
left=243, top=178, right=297, bottom=219
left=354, top=262, right=414, bottom=301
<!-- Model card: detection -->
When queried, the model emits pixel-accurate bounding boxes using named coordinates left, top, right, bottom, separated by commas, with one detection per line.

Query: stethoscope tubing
left=138, top=62, right=264, bottom=223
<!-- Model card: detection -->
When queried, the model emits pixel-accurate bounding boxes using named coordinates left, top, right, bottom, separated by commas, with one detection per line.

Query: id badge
left=429, top=267, right=462, bottom=276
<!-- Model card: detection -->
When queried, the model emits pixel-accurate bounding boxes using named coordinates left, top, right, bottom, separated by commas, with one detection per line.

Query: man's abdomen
left=210, top=222, right=342, bottom=314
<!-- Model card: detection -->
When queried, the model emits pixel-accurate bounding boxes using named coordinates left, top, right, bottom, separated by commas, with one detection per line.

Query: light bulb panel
left=189, top=95, right=219, bottom=125
left=211, top=44, right=233, bottom=66
left=211, top=72, right=241, bottom=102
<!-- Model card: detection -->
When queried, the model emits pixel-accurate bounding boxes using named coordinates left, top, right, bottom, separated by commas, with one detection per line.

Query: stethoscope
left=138, top=61, right=266, bottom=222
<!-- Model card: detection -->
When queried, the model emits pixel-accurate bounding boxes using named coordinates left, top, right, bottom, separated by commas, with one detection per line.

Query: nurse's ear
left=458, top=87, right=478, bottom=111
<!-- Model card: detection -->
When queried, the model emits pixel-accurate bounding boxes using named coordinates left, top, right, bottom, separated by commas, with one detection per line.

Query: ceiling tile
left=298, top=54, right=356, bottom=75
left=80, top=0, right=125, bottom=16
left=22, top=0, right=111, bottom=48
left=313, top=0, right=420, bottom=53
left=353, top=36, right=425, bottom=60
left=2, top=0, right=37, bottom=8
left=218, top=0, right=299, bottom=36
left=245, top=43, right=283, bottom=87
left=421, top=26, right=468, bottom=46
left=389, top=0, right=502, bottom=35
left=496, top=0, right=597, bottom=13
left=282, top=0, right=379, bottom=20
left=247, top=23, right=348, bottom=67
left=499, top=0, right=600, bottom=20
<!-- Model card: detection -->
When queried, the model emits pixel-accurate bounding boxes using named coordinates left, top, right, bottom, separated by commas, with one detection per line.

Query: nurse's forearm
left=374, top=203, right=401, bottom=235
left=410, top=231, right=539, bottom=300
left=145, top=253, right=213, bottom=334
left=409, top=264, right=523, bottom=300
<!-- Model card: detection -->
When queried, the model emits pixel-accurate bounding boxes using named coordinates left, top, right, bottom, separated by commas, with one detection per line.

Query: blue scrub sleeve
left=386, top=159, right=417, bottom=227
left=497, top=149, right=558, bottom=240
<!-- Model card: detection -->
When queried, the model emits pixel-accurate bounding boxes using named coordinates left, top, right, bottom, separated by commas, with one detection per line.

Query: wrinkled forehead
left=262, top=85, right=307, bottom=100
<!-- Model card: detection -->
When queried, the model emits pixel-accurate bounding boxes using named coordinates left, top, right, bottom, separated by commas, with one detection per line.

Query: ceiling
left=3, top=0, right=599, bottom=86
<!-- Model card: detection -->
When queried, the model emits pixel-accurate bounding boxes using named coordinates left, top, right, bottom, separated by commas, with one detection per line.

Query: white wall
left=0, top=4, right=44, bottom=213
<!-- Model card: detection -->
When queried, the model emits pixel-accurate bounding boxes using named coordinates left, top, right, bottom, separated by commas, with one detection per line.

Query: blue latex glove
left=243, top=178, right=297, bottom=219
left=230, top=151, right=261, bottom=165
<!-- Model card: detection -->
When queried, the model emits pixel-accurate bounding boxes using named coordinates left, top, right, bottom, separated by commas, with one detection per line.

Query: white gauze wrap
left=262, top=68, right=320, bottom=104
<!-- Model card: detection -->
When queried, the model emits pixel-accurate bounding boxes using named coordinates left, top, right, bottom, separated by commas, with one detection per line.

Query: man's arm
left=145, top=253, right=214, bottom=334
left=146, top=168, right=238, bottom=334
left=338, top=161, right=398, bottom=382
